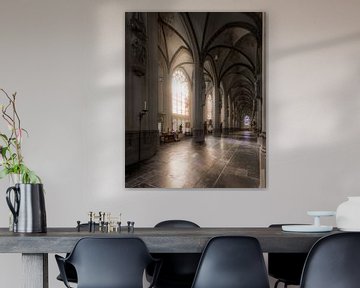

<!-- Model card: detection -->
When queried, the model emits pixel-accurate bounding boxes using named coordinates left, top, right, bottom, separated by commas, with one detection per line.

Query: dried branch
left=0, top=88, right=40, bottom=183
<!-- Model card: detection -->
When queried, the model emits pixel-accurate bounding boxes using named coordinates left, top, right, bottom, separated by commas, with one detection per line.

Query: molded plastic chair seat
left=268, top=224, right=308, bottom=288
left=191, top=236, right=270, bottom=288
left=55, top=237, right=160, bottom=288
left=148, top=220, right=201, bottom=288
left=56, top=223, right=99, bottom=284
left=56, top=262, right=77, bottom=283
left=300, top=232, right=360, bottom=288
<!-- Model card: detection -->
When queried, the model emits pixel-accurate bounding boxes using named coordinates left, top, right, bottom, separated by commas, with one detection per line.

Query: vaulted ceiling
left=158, top=12, right=263, bottom=117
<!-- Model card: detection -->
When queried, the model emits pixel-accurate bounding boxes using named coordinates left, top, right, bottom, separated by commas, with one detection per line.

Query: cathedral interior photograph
left=125, top=12, right=266, bottom=188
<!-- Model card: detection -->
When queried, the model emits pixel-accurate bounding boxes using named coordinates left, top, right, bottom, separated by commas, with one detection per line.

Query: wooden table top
left=0, top=227, right=340, bottom=254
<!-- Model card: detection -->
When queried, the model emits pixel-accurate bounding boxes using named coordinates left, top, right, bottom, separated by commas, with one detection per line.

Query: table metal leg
left=22, top=253, right=48, bottom=288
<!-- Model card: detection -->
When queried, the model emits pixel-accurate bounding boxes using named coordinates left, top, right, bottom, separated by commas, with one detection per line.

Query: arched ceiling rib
left=158, top=12, right=262, bottom=114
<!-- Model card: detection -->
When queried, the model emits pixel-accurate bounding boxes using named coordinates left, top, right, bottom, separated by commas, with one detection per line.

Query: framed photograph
left=125, top=12, right=266, bottom=188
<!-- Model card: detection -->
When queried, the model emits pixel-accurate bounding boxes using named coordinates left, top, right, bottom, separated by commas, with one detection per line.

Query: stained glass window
left=206, top=94, right=212, bottom=120
left=172, top=69, right=189, bottom=116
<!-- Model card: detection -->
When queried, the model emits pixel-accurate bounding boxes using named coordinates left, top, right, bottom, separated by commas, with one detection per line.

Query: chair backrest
left=66, top=237, right=154, bottom=288
left=150, top=220, right=201, bottom=287
left=268, top=224, right=308, bottom=285
left=191, top=236, right=270, bottom=288
left=155, top=219, right=200, bottom=228
left=300, top=232, right=360, bottom=288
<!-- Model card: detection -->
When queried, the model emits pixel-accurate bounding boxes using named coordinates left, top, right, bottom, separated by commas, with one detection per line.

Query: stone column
left=256, top=98, right=262, bottom=133
left=234, top=103, right=238, bottom=131
left=142, top=12, right=159, bottom=160
left=257, top=74, right=266, bottom=188
left=223, top=93, right=229, bottom=135
left=192, top=61, right=205, bottom=143
left=125, top=12, right=159, bottom=166
left=163, top=73, right=172, bottom=133
left=125, top=12, right=148, bottom=166
left=250, top=98, right=257, bottom=132
left=229, top=97, right=233, bottom=133
left=213, top=84, right=222, bottom=137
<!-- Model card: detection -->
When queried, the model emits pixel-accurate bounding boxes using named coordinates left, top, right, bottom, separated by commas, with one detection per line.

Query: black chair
left=268, top=224, right=308, bottom=288
left=56, top=262, right=77, bottom=284
left=147, top=220, right=201, bottom=288
left=300, top=232, right=360, bottom=288
left=56, top=223, right=99, bottom=284
left=155, top=220, right=200, bottom=229
left=55, top=237, right=160, bottom=288
left=191, top=236, right=270, bottom=288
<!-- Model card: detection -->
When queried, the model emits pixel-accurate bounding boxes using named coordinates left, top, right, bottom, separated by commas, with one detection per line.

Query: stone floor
left=125, top=131, right=261, bottom=188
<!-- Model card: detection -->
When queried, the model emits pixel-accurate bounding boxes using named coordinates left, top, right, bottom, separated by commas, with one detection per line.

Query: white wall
left=0, top=0, right=360, bottom=287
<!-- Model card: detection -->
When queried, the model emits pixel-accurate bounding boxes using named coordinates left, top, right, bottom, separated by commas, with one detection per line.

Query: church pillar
left=234, top=103, right=238, bottom=131
left=229, top=97, right=233, bottom=133
left=125, top=12, right=147, bottom=166
left=256, top=98, right=262, bottom=134
left=192, top=61, right=205, bottom=143
left=223, top=93, right=229, bottom=135
left=250, top=98, right=257, bottom=132
left=125, top=12, right=158, bottom=166
left=142, top=12, right=159, bottom=160
left=257, top=73, right=266, bottom=188
left=213, top=85, right=221, bottom=137
left=163, top=73, right=172, bottom=133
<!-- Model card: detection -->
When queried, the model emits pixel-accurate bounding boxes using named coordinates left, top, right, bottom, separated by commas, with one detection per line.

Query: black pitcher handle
left=6, top=186, right=20, bottom=224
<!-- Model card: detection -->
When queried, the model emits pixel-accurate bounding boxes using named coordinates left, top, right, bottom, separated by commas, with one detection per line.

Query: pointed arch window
left=244, top=115, right=251, bottom=126
left=206, top=94, right=212, bottom=120
left=172, top=69, right=189, bottom=116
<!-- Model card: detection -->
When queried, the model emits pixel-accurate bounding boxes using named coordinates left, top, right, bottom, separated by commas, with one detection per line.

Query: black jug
left=6, top=183, right=47, bottom=233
